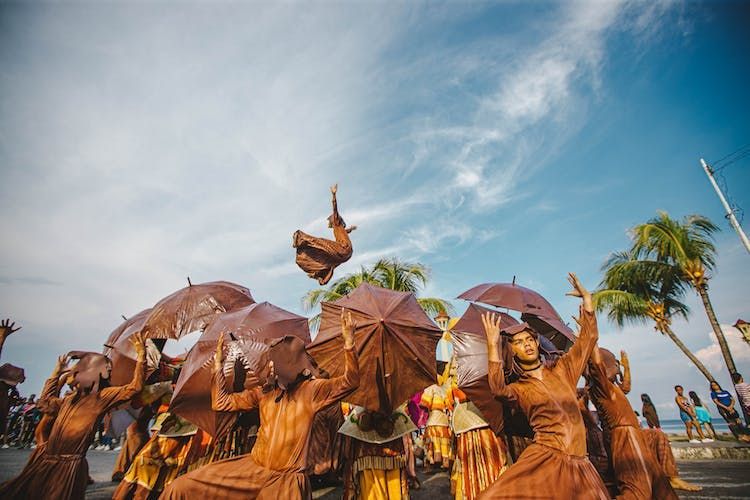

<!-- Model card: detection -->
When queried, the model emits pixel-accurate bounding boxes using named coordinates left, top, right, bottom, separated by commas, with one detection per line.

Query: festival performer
left=639, top=427, right=701, bottom=491
left=111, top=400, right=159, bottom=482
left=586, top=347, right=678, bottom=499
left=0, top=333, right=146, bottom=500
left=293, top=184, right=357, bottom=285
left=577, top=389, right=612, bottom=492
left=640, top=394, right=660, bottom=429
left=420, top=363, right=454, bottom=470
left=340, top=404, right=416, bottom=500
left=450, top=386, right=507, bottom=500
left=478, top=273, right=609, bottom=500
left=161, top=310, right=360, bottom=500
left=0, top=318, right=22, bottom=442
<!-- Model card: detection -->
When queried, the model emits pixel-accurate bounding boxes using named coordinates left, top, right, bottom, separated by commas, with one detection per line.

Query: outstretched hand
left=213, top=334, right=225, bottom=373
left=0, top=318, right=21, bottom=338
left=341, top=309, right=356, bottom=350
left=331, top=184, right=338, bottom=195
left=130, top=332, right=147, bottom=360
left=52, top=354, right=69, bottom=377
left=481, top=312, right=503, bottom=346
left=566, top=273, right=593, bottom=313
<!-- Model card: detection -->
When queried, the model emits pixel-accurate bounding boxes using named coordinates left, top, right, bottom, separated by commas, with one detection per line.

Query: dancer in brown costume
left=478, top=274, right=609, bottom=500
left=0, top=319, right=22, bottom=441
left=293, top=184, right=357, bottom=285
left=0, top=333, right=146, bottom=500
left=639, top=427, right=701, bottom=492
left=112, top=402, right=158, bottom=482
left=160, top=310, right=360, bottom=500
left=586, top=347, right=678, bottom=499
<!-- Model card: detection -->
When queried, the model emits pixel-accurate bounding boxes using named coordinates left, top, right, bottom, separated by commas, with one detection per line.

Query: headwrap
left=67, top=351, right=111, bottom=394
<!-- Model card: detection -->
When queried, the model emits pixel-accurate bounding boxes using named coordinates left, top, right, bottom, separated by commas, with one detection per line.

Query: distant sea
left=658, top=418, right=731, bottom=435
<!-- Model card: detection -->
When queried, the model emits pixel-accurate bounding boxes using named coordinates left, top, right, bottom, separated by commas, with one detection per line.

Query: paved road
left=0, top=449, right=747, bottom=499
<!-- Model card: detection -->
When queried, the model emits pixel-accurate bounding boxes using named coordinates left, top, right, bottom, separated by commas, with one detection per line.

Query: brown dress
left=292, top=193, right=353, bottom=285
left=160, top=348, right=359, bottom=500
left=479, top=310, right=609, bottom=500
left=587, top=357, right=678, bottom=500
left=0, top=360, right=144, bottom=500
left=640, top=428, right=678, bottom=478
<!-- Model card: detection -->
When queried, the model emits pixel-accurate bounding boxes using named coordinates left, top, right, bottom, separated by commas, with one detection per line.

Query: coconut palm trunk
left=697, top=284, right=737, bottom=375
left=663, top=325, right=716, bottom=382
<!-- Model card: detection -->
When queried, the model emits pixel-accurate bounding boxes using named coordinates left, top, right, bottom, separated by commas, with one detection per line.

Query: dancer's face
left=509, top=331, right=540, bottom=364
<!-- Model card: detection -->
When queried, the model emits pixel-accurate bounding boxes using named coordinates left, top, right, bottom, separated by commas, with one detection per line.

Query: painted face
left=509, top=330, right=540, bottom=364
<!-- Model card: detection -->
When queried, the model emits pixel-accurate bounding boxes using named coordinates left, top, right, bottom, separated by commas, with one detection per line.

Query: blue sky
left=1, top=1, right=748, bottom=419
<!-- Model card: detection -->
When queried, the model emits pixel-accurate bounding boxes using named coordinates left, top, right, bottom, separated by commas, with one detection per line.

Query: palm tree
left=631, top=211, right=737, bottom=377
left=303, top=257, right=453, bottom=330
left=595, top=251, right=716, bottom=382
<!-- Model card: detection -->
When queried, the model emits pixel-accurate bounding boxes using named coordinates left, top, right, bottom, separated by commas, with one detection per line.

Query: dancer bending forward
left=161, top=311, right=359, bottom=500
left=478, top=273, right=609, bottom=500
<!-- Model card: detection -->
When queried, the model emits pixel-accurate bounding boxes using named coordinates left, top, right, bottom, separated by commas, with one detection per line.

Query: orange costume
left=587, top=352, right=678, bottom=500
left=480, top=310, right=609, bottom=500
left=0, top=354, right=144, bottom=500
left=160, top=348, right=359, bottom=500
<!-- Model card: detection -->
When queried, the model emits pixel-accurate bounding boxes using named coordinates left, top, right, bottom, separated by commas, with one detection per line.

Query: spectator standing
left=688, top=391, right=716, bottom=440
left=732, top=373, right=750, bottom=426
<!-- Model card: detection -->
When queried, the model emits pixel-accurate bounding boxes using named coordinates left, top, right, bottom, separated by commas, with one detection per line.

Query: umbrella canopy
left=307, top=283, right=442, bottom=415
left=457, top=282, right=559, bottom=318
left=520, top=313, right=574, bottom=351
left=142, top=281, right=255, bottom=340
left=104, top=309, right=152, bottom=353
left=0, top=363, right=25, bottom=386
left=169, top=302, right=305, bottom=437
left=107, top=310, right=163, bottom=386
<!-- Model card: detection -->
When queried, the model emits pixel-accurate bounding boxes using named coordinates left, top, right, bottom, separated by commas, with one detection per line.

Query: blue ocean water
left=658, top=418, right=731, bottom=435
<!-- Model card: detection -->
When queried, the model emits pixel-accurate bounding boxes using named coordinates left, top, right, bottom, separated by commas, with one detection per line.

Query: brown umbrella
left=520, top=313, right=574, bottom=351
left=104, top=309, right=152, bottom=353
left=0, top=363, right=25, bottom=386
left=306, top=283, right=442, bottom=415
left=142, top=281, right=255, bottom=340
left=457, top=281, right=560, bottom=318
left=169, top=302, right=306, bottom=437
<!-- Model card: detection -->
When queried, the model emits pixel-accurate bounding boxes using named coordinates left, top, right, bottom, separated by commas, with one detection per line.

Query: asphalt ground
left=0, top=448, right=747, bottom=499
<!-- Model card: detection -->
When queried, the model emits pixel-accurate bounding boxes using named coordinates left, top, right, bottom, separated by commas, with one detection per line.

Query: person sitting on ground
left=709, top=380, right=750, bottom=442
left=688, top=391, right=717, bottom=440
left=674, top=385, right=707, bottom=443
left=641, top=393, right=660, bottom=429
left=732, top=372, right=750, bottom=426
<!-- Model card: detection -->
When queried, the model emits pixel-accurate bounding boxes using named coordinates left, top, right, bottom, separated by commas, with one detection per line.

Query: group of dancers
left=0, top=273, right=707, bottom=499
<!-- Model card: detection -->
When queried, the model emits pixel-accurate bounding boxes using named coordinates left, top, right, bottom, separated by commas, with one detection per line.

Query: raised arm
left=100, top=333, right=146, bottom=408
left=483, top=312, right=514, bottom=400
left=211, top=334, right=261, bottom=412
left=312, top=309, right=360, bottom=411
left=0, top=319, right=21, bottom=360
left=559, top=273, right=599, bottom=385
left=38, top=355, right=68, bottom=413
left=619, top=350, right=631, bottom=394
left=330, top=184, right=339, bottom=218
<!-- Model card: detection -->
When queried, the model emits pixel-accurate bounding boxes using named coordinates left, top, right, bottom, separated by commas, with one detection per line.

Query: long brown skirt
left=478, top=443, right=609, bottom=500
left=610, top=426, right=678, bottom=500
left=160, top=453, right=310, bottom=500
left=639, top=428, right=678, bottom=478
left=0, top=452, right=88, bottom=500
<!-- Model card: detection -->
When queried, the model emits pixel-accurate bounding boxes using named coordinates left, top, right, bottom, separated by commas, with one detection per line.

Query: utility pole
left=700, top=158, right=750, bottom=254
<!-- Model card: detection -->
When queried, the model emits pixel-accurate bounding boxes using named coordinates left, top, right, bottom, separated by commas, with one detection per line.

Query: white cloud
left=695, top=325, right=750, bottom=374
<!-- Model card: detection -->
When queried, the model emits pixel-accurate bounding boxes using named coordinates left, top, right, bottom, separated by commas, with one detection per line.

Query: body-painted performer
left=160, top=310, right=359, bottom=500
left=639, top=427, right=701, bottom=491
left=640, top=394, right=660, bottom=429
left=478, top=273, right=609, bottom=500
left=0, top=333, right=146, bottom=500
left=0, top=319, right=22, bottom=441
left=586, top=347, right=678, bottom=499
left=293, top=184, right=357, bottom=285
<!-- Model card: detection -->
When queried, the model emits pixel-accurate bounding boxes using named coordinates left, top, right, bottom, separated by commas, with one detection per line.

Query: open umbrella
left=169, top=302, right=306, bottom=437
left=457, top=282, right=559, bottom=318
left=107, top=312, right=163, bottom=386
left=104, top=309, right=152, bottom=354
left=306, top=283, right=442, bottom=415
left=142, top=281, right=254, bottom=340
left=520, top=313, right=574, bottom=351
